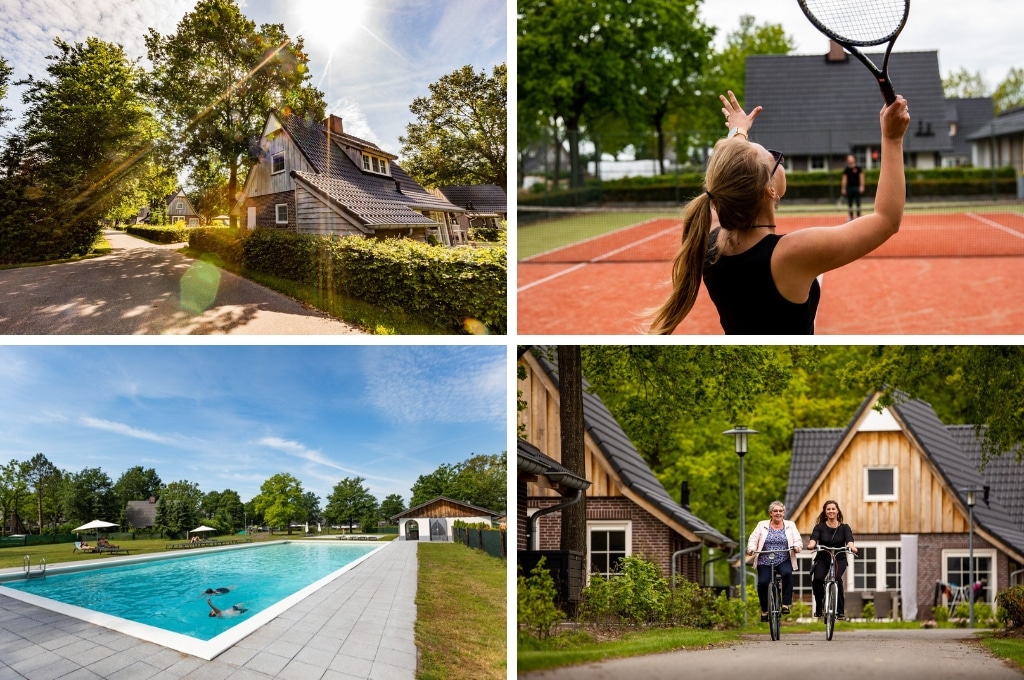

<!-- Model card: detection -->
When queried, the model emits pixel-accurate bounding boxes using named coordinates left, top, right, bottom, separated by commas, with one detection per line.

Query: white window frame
left=586, top=520, right=632, bottom=582
left=188, top=218, right=199, bottom=227
left=175, top=200, right=184, bottom=212
left=171, top=216, right=185, bottom=224
left=864, top=466, right=898, bottom=501
left=271, top=152, right=285, bottom=175
left=362, top=154, right=371, bottom=171
left=793, top=554, right=815, bottom=600
left=275, top=204, right=288, bottom=225
left=809, top=155, right=828, bottom=171
left=942, top=548, right=997, bottom=606
left=850, top=540, right=901, bottom=592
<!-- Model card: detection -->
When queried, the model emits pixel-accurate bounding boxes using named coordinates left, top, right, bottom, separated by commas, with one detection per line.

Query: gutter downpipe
left=529, top=489, right=584, bottom=550
left=671, top=541, right=705, bottom=590
left=1011, top=567, right=1024, bottom=588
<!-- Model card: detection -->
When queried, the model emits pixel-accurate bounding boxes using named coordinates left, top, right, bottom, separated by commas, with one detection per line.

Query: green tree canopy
left=0, top=460, right=31, bottom=535
left=993, top=66, right=1024, bottom=114
left=113, top=466, right=162, bottom=509
left=324, top=477, right=377, bottom=533
left=400, top=63, right=507, bottom=188
left=154, top=480, right=204, bottom=537
left=145, top=0, right=325, bottom=227
left=61, top=467, right=117, bottom=527
left=252, top=473, right=305, bottom=534
left=379, top=494, right=405, bottom=525
left=409, top=452, right=506, bottom=511
left=943, top=67, right=990, bottom=99
left=0, top=55, right=12, bottom=126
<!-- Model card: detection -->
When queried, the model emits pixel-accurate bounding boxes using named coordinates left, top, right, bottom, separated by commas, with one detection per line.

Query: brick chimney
left=323, top=114, right=344, bottom=136
left=826, top=40, right=848, bottom=63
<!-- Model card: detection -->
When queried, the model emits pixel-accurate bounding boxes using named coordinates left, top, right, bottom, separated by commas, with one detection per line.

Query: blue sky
left=0, top=0, right=507, bottom=154
left=0, top=345, right=508, bottom=507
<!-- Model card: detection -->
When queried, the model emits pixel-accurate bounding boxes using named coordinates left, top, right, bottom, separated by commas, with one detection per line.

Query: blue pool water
left=2, top=541, right=378, bottom=640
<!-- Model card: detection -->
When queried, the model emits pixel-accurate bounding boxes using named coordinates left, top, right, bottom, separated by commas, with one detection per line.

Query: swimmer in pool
left=203, top=587, right=232, bottom=595
left=207, top=598, right=247, bottom=617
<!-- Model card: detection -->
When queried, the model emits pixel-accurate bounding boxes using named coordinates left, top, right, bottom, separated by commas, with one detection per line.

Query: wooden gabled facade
left=518, top=348, right=734, bottom=583
left=786, top=391, right=1024, bottom=620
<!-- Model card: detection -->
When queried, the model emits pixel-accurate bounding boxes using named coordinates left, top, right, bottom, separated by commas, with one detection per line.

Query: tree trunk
left=557, top=345, right=587, bottom=556
left=229, top=159, right=238, bottom=229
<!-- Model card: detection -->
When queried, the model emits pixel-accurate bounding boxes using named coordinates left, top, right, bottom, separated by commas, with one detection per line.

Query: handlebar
left=812, top=546, right=856, bottom=555
left=749, top=549, right=797, bottom=554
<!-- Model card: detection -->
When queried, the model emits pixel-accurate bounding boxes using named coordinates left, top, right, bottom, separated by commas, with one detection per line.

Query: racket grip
left=878, top=78, right=896, bottom=105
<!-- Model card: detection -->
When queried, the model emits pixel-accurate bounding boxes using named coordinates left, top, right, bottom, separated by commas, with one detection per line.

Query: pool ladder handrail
left=23, top=555, right=47, bottom=578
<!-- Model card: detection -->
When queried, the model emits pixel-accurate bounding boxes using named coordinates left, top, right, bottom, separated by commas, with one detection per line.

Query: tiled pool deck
left=0, top=540, right=418, bottom=680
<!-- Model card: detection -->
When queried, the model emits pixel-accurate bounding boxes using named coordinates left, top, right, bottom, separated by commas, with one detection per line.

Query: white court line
left=518, top=224, right=679, bottom=293
left=965, top=212, right=1024, bottom=240
left=521, top=217, right=666, bottom=262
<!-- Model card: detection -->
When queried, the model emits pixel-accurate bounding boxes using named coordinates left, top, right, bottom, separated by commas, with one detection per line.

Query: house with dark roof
left=744, top=44, right=953, bottom=171
left=785, top=390, right=1024, bottom=621
left=233, top=113, right=466, bottom=245
left=434, top=184, right=507, bottom=242
left=945, top=97, right=995, bottom=167
left=967, top=106, right=1024, bottom=180
left=125, top=497, right=159, bottom=530
left=391, top=496, right=501, bottom=542
left=518, top=348, right=735, bottom=588
left=136, top=188, right=201, bottom=226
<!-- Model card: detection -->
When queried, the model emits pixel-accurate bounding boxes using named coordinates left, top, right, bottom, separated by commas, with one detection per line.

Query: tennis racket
left=797, top=0, right=910, bottom=105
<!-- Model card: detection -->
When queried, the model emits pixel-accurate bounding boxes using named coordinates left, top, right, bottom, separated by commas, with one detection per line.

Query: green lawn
left=518, top=210, right=676, bottom=260
left=416, top=543, right=506, bottom=680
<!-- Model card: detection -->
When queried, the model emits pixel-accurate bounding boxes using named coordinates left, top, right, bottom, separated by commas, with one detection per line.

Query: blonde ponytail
left=648, top=192, right=713, bottom=334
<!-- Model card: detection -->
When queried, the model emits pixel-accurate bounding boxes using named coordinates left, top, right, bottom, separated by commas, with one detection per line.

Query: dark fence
left=518, top=550, right=586, bottom=607
left=453, top=526, right=506, bottom=559
left=0, top=534, right=77, bottom=548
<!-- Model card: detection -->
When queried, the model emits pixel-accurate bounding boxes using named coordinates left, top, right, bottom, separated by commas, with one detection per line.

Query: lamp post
left=966, top=488, right=978, bottom=628
left=725, top=426, right=758, bottom=627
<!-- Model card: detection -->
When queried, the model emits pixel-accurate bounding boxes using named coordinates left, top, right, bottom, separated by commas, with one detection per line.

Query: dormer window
left=272, top=152, right=285, bottom=175
left=361, top=153, right=391, bottom=176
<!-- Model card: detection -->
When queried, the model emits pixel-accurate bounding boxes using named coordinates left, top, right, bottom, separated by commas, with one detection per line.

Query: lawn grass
left=181, top=248, right=449, bottom=335
left=518, top=627, right=738, bottom=673
left=518, top=210, right=675, bottom=260
left=416, top=543, right=506, bottom=680
left=980, top=633, right=1024, bottom=670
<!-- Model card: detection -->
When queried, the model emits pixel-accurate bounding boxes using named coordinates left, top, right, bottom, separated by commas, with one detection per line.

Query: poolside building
left=392, top=496, right=501, bottom=542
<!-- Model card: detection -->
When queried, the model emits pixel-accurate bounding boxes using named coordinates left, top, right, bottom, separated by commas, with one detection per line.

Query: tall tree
left=557, top=346, right=587, bottom=580
left=409, top=453, right=506, bottom=510
left=61, top=467, right=116, bottom=526
left=379, top=494, right=405, bottom=525
left=252, top=473, right=305, bottom=534
left=0, top=460, right=31, bottom=535
left=0, top=55, right=12, bottom=126
left=113, top=466, right=162, bottom=509
left=154, top=480, right=204, bottom=537
left=186, top=152, right=231, bottom=222
left=400, top=63, right=506, bottom=188
left=24, top=453, right=59, bottom=534
left=300, top=491, right=321, bottom=525
left=993, top=67, right=1024, bottom=114
left=5, top=38, right=172, bottom=263
left=943, top=67, right=990, bottom=99
left=325, top=477, right=377, bottom=534
left=145, top=0, right=325, bottom=228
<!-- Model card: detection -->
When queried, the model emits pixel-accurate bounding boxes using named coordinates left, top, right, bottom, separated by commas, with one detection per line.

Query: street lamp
left=725, top=426, right=758, bottom=627
left=965, top=487, right=980, bottom=628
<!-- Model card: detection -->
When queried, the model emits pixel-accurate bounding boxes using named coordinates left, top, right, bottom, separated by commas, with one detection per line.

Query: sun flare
left=292, top=0, right=371, bottom=51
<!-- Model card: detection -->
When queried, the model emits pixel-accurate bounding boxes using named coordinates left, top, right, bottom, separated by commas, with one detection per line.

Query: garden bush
left=126, top=223, right=190, bottom=243
left=518, top=557, right=565, bottom=640
left=578, top=556, right=671, bottom=626
left=189, top=227, right=247, bottom=266
left=669, top=580, right=744, bottom=629
left=997, top=585, right=1024, bottom=628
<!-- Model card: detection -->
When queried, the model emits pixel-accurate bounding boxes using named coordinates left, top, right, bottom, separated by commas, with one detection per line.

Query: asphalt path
left=520, top=629, right=1024, bottom=680
left=0, top=230, right=364, bottom=334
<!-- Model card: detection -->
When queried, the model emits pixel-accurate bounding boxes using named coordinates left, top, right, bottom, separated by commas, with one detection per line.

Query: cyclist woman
left=806, top=500, right=858, bottom=618
left=747, top=500, right=803, bottom=622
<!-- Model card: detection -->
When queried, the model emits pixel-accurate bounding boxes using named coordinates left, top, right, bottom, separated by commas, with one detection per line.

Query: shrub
left=189, top=227, right=247, bottom=266
left=126, top=223, right=189, bottom=243
left=577, top=556, right=671, bottom=626
left=997, top=585, right=1024, bottom=628
left=518, top=557, right=565, bottom=640
left=669, top=581, right=744, bottom=629
left=862, top=601, right=875, bottom=619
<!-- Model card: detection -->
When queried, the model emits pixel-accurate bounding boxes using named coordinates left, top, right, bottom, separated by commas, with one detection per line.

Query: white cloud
left=79, top=416, right=176, bottom=444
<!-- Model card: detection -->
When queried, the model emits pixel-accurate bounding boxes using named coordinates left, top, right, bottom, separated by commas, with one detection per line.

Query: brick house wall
left=242, top=190, right=296, bottom=230
left=530, top=495, right=702, bottom=583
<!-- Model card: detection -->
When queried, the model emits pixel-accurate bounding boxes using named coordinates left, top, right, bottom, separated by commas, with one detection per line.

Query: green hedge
left=189, top=227, right=507, bottom=334
left=126, top=223, right=190, bottom=243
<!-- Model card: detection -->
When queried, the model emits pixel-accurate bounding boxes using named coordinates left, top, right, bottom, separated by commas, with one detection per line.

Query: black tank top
left=703, top=228, right=820, bottom=334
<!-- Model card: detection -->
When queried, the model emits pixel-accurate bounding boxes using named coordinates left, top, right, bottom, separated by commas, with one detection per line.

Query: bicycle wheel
left=825, top=581, right=838, bottom=641
left=769, top=579, right=781, bottom=641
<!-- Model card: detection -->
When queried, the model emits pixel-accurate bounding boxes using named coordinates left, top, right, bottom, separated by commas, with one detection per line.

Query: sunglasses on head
left=768, top=149, right=784, bottom=175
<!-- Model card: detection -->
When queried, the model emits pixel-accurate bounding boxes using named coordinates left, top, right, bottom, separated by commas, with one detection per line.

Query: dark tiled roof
left=945, top=98, right=995, bottom=156
left=518, top=438, right=591, bottom=492
left=744, top=50, right=953, bottom=155
left=786, top=393, right=1024, bottom=559
left=392, top=495, right=501, bottom=520
left=125, top=499, right=157, bottom=529
left=437, top=185, right=507, bottom=214
left=274, top=113, right=461, bottom=228
left=966, top=106, right=1024, bottom=140
left=531, top=348, right=735, bottom=549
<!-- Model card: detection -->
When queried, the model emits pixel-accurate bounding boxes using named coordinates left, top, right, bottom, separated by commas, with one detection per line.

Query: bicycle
left=749, top=548, right=794, bottom=641
left=814, top=546, right=855, bottom=641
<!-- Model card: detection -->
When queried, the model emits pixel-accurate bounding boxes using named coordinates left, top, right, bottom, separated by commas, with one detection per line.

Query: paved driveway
left=0, top=231, right=363, bottom=334
left=520, top=628, right=1024, bottom=680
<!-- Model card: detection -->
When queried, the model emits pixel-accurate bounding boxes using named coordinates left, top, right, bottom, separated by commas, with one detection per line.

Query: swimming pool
left=0, top=540, right=385, bottom=659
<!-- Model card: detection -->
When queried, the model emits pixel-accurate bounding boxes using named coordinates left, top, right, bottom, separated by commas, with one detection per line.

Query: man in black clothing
left=841, top=154, right=865, bottom=221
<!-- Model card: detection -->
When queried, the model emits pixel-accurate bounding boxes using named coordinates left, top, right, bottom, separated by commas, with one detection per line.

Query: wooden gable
left=243, top=113, right=316, bottom=199
left=518, top=352, right=624, bottom=501
left=790, top=395, right=970, bottom=536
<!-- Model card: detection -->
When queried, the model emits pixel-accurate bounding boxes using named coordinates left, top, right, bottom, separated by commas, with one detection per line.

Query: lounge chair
left=73, top=541, right=95, bottom=553
left=96, top=544, right=129, bottom=555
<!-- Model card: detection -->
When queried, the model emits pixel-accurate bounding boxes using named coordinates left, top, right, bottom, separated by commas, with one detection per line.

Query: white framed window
left=175, top=200, right=184, bottom=212
left=851, top=541, right=901, bottom=592
left=587, top=521, right=631, bottom=580
left=361, top=153, right=391, bottom=176
left=362, top=154, right=371, bottom=171
left=943, top=549, right=996, bottom=606
left=864, top=466, right=897, bottom=501
left=275, top=204, right=288, bottom=224
left=810, top=156, right=828, bottom=171
left=793, top=554, right=815, bottom=600
left=272, top=152, right=285, bottom=174
left=188, top=218, right=199, bottom=227
left=171, top=216, right=185, bottom=224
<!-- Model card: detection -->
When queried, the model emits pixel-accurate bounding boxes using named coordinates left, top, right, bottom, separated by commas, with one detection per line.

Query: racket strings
left=802, top=0, right=907, bottom=44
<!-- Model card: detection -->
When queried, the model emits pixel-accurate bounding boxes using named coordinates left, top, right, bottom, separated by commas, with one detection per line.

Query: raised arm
left=772, top=97, right=911, bottom=296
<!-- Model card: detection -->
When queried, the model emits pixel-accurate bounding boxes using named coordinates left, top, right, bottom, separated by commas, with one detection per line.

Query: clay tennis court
left=517, top=207, right=1024, bottom=334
